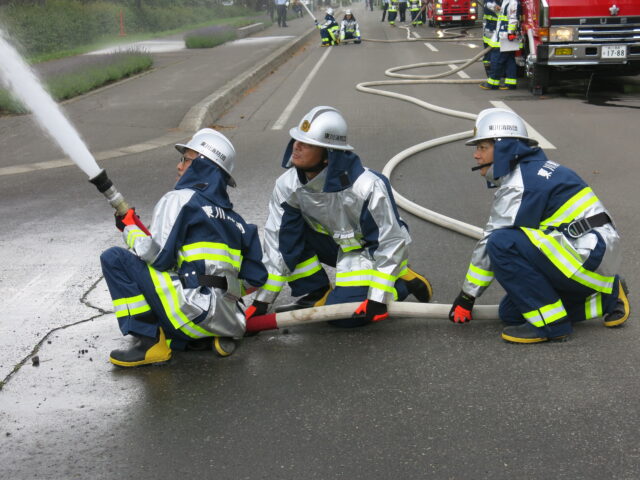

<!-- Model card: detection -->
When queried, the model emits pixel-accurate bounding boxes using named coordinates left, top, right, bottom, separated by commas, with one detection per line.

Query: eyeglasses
left=179, top=155, right=194, bottom=164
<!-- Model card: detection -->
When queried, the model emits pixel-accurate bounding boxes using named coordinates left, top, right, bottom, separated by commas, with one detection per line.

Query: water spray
left=0, top=28, right=131, bottom=216
left=299, top=1, right=317, bottom=22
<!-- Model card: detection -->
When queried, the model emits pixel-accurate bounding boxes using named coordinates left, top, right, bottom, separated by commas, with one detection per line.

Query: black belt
left=197, top=275, right=227, bottom=290
left=565, top=212, right=611, bottom=239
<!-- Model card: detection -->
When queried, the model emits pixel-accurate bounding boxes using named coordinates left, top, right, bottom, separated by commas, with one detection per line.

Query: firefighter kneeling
left=101, top=129, right=267, bottom=367
left=449, top=108, right=630, bottom=343
left=315, top=8, right=340, bottom=46
left=246, top=106, right=433, bottom=328
left=339, top=10, right=361, bottom=44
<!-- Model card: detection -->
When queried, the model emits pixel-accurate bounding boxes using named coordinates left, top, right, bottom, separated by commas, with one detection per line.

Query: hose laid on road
left=356, top=28, right=489, bottom=239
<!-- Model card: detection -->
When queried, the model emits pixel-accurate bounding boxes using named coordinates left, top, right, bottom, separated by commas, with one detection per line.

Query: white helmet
left=465, top=108, right=538, bottom=146
left=326, top=7, right=334, bottom=15
left=345, top=9, right=352, bottom=15
left=175, top=128, right=237, bottom=187
left=289, top=106, right=354, bottom=150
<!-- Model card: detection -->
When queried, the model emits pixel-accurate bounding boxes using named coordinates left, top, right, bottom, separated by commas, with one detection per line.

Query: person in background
left=340, top=10, right=362, bottom=44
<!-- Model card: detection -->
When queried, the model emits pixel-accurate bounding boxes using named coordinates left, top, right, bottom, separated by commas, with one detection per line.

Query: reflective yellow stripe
left=585, top=293, right=603, bottom=319
left=398, top=259, right=409, bottom=277
left=336, top=269, right=398, bottom=299
left=126, top=228, right=146, bottom=248
left=113, top=294, right=151, bottom=318
left=523, top=299, right=567, bottom=327
left=521, top=227, right=615, bottom=293
left=177, top=242, right=242, bottom=269
left=147, top=266, right=211, bottom=339
left=541, top=187, right=598, bottom=228
left=466, top=263, right=494, bottom=287
left=261, top=272, right=288, bottom=293
left=288, top=255, right=322, bottom=282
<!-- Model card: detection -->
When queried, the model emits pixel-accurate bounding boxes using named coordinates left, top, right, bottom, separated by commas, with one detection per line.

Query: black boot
left=213, top=337, right=238, bottom=357
left=501, top=321, right=572, bottom=344
left=186, top=337, right=238, bottom=356
left=400, top=267, right=433, bottom=303
left=604, top=278, right=630, bottom=327
left=275, top=285, right=332, bottom=313
left=110, top=327, right=172, bottom=367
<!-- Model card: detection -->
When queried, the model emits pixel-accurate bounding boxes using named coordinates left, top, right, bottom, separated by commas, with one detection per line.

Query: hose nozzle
left=89, top=169, right=130, bottom=216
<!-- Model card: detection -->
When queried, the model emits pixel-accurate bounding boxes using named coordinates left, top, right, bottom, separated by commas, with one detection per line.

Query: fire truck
left=521, top=0, right=640, bottom=95
left=426, top=0, right=478, bottom=28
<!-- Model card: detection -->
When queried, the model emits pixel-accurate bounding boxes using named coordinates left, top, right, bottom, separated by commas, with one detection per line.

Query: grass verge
left=0, top=50, right=153, bottom=115
left=185, top=29, right=237, bottom=49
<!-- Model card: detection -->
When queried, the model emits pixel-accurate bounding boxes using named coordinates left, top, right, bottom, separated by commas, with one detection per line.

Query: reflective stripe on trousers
left=521, top=227, right=615, bottom=294
left=147, top=265, right=213, bottom=339
left=113, top=294, right=151, bottom=318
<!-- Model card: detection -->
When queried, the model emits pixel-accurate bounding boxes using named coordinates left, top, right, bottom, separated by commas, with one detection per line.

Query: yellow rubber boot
left=110, top=327, right=172, bottom=367
left=213, top=337, right=238, bottom=357
left=604, top=279, right=630, bottom=327
left=400, top=267, right=433, bottom=303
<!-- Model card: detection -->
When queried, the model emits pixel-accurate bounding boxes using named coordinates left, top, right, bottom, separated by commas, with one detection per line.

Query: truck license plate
left=452, top=15, right=461, bottom=20
left=601, top=45, right=627, bottom=59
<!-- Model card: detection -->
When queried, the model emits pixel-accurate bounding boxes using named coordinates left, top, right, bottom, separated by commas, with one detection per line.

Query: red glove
left=507, top=34, right=516, bottom=41
left=115, top=208, right=139, bottom=232
left=245, top=300, right=269, bottom=320
left=449, top=291, right=475, bottom=323
left=352, top=299, right=389, bottom=323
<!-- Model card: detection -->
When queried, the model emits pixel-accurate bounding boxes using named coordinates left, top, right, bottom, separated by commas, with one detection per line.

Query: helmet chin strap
left=471, top=162, right=493, bottom=171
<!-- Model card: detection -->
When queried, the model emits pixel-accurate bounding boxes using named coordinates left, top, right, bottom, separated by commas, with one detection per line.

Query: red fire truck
left=426, top=0, right=478, bottom=28
left=521, top=0, right=640, bottom=94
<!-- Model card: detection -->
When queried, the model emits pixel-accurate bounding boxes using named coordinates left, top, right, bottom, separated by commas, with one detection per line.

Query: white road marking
left=489, top=100, right=556, bottom=149
left=271, top=47, right=332, bottom=130
left=449, top=64, right=470, bottom=79
left=424, top=42, right=438, bottom=52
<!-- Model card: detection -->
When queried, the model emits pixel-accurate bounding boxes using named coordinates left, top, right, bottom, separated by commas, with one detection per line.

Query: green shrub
left=0, top=50, right=153, bottom=115
left=185, top=30, right=237, bottom=48
left=0, top=0, right=256, bottom=57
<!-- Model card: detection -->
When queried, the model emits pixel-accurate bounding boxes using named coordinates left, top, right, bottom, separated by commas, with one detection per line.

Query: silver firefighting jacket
left=256, top=141, right=412, bottom=304
left=123, top=158, right=267, bottom=339
left=492, top=0, right=519, bottom=41
left=462, top=138, right=620, bottom=299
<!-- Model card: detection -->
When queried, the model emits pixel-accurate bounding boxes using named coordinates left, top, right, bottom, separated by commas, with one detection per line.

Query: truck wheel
left=530, top=65, right=549, bottom=96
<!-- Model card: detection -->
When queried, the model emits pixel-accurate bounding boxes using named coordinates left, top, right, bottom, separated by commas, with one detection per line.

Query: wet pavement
left=1, top=5, right=640, bottom=478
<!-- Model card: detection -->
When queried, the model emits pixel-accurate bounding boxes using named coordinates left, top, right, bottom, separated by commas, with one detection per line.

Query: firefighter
left=101, top=129, right=268, bottom=367
left=481, top=0, right=520, bottom=90
left=246, top=106, right=433, bottom=328
left=481, top=0, right=502, bottom=74
left=340, top=10, right=362, bottom=44
left=381, top=0, right=389, bottom=22
left=449, top=108, right=629, bottom=343
left=408, top=0, right=422, bottom=26
left=315, top=7, right=340, bottom=46
left=398, top=0, right=408, bottom=22
left=388, top=0, right=399, bottom=25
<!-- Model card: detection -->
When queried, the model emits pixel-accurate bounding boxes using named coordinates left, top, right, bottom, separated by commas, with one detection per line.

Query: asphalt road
left=1, top=4, right=640, bottom=479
